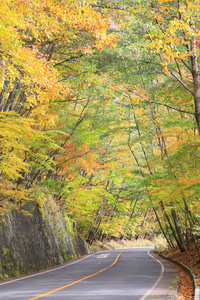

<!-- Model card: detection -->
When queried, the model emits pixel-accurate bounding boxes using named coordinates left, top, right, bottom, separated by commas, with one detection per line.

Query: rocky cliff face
left=0, top=200, right=91, bottom=280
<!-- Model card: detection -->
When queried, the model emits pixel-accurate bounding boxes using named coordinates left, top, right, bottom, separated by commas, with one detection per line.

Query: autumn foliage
left=0, top=0, right=200, bottom=253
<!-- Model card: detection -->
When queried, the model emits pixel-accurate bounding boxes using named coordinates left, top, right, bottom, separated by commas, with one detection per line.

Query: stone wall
left=0, top=200, right=91, bottom=279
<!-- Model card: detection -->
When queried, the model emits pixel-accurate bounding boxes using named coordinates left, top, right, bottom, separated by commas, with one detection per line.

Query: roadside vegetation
left=162, top=243, right=199, bottom=300
left=1, top=0, right=200, bottom=277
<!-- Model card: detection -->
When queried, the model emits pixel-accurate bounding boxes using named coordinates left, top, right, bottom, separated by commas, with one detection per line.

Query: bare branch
left=169, top=68, right=194, bottom=95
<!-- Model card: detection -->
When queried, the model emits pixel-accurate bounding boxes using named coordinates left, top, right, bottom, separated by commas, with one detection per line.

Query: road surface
left=0, top=247, right=177, bottom=300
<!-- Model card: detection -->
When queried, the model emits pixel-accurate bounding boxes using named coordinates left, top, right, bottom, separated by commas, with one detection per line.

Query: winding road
left=0, top=247, right=178, bottom=300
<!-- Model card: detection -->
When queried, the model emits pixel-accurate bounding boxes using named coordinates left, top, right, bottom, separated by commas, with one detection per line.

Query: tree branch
left=127, top=89, right=195, bottom=116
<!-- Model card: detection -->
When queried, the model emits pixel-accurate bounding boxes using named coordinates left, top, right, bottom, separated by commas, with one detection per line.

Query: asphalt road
left=0, top=247, right=177, bottom=300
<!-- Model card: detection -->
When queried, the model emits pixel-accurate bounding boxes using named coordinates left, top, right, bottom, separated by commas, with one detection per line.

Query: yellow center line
left=28, top=251, right=126, bottom=300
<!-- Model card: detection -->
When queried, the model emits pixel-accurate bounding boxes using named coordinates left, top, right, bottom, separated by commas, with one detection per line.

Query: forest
left=1, top=0, right=200, bottom=253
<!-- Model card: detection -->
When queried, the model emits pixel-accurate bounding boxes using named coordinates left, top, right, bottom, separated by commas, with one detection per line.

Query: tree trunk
left=191, top=44, right=200, bottom=133
left=171, top=209, right=186, bottom=252
left=152, top=205, right=173, bottom=248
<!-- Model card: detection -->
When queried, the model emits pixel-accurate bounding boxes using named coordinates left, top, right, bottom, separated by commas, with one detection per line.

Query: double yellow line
left=28, top=251, right=125, bottom=300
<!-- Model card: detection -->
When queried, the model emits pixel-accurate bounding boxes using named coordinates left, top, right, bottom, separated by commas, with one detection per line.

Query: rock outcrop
left=0, top=200, right=90, bottom=280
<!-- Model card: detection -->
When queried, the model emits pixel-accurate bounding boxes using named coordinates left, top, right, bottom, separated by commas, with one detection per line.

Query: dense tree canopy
left=1, top=0, right=200, bottom=251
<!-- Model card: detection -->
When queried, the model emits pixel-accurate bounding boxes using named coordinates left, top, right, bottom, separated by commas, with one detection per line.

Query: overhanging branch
left=128, top=89, right=195, bottom=116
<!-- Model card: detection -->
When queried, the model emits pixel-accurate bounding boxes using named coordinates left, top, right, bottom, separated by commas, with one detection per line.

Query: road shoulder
left=145, top=250, right=179, bottom=300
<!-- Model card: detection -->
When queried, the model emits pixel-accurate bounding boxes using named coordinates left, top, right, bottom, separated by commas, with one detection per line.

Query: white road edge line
left=0, top=254, right=93, bottom=286
left=0, top=249, right=121, bottom=286
left=139, top=250, right=165, bottom=300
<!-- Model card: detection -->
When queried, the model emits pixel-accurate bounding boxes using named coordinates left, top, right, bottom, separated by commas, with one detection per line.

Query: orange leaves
left=56, top=140, right=101, bottom=179
left=76, top=150, right=100, bottom=175
left=76, top=46, right=93, bottom=55
left=1, top=1, right=117, bottom=71
left=0, top=0, right=120, bottom=129
left=144, top=0, right=200, bottom=65
left=64, top=3, right=119, bottom=50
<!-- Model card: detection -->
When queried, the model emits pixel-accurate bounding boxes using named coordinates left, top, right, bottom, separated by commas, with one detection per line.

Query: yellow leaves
left=165, top=35, right=179, bottom=46
left=145, top=0, right=200, bottom=69
left=32, top=106, right=59, bottom=128
left=135, top=107, right=144, bottom=117
left=56, top=140, right=102, bottom=178
left=163, top=66, right=171, bottom=75
left=0, top=112, right=38, bottom=179
left=178, top=176, right=200, bottom=190
left=159, top=175, right=200, bottom=203
left=148, top=38, right=164, bottom=54
left=158, top=0, right=176, bottom=2
left=130, top=96, right=140, bottom=105
left=104, top=160, right=122, bottom=173
left=153, top=12, right=164, bottom=23
left=59, top=1, right=119, bottom=51
left=0, top=183, right=31, bottom=204
left=0, top=2, right=24, bottom=52
left=76, top=46, right=93, bottom=55
left=160, top=62, right=167, bottom=67
left=0, top=0, right=120, bottom=137
left=76, top=151, right=100, bottom=175
left=0, top=153, right=28, bottom=180
left=177, top=53, right=188, bottom=60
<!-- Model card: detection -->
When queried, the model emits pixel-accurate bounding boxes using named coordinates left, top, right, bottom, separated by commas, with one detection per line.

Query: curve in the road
left=28, top=250, right=127, bottom=300
left=0, top=247, right=178, bottom=300
left=139, top=250, right=164, bottom=300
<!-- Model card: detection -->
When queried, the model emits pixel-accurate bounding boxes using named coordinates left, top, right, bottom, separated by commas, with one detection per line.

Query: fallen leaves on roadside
left=162, top=243, right=199, bottom=300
